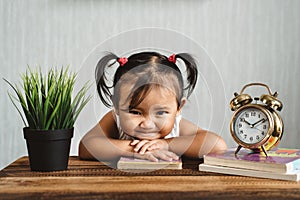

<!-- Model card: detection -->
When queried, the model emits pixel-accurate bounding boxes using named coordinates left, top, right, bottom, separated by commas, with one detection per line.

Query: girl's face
left=115, top=85, right=184, bottom=140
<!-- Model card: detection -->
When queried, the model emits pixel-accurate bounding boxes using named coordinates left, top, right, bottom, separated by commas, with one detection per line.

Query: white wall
left=1, top=0, right=299, bottom=169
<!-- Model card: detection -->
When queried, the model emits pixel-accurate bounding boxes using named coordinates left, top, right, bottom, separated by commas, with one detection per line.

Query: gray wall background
left=1, top=0, right=299, bottom=169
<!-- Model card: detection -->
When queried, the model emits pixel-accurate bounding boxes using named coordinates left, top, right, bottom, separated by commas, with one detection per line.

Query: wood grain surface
left=1, top=156, right=300, bottom=200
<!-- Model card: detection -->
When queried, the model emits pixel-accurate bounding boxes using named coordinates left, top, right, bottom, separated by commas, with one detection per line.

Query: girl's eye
left=156, top=111, right=168, bottom=115
left=129, top=110, right=142, bottom=115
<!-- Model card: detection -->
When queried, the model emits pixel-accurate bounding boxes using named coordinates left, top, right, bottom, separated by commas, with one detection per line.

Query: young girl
left=79, top=51, right=227, bottom=162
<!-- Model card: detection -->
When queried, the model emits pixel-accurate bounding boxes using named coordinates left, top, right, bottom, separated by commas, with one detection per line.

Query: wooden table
left=0, top=156, right=300, bottom=199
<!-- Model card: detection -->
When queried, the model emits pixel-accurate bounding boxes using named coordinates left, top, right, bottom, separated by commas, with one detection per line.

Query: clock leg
left=235, top=145, right=243, bottom=155
left=261, top=145, right=268, bottom=157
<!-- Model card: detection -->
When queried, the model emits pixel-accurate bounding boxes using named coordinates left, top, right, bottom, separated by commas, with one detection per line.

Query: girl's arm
left=78, top=111, right=178, bottom=162
left=167, top=118, right=227, bottom=158
left=135, top=118, right=227, bottom=159
left=79, top=111, right=134, bottom=161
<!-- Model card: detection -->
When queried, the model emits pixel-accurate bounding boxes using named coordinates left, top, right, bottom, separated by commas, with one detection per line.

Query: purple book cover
left=205, top=148, right=300, bottom=170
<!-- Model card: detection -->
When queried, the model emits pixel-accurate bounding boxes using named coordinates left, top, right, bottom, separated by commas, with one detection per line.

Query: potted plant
left=4, top=67, right=91, bottom=171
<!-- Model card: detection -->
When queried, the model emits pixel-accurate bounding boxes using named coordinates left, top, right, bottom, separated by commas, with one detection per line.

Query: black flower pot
left=23, top=128, right=74, bottom=171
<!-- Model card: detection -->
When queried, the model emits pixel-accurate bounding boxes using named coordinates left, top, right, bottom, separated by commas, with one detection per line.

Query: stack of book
left=199, top=148, right=300, bottom=181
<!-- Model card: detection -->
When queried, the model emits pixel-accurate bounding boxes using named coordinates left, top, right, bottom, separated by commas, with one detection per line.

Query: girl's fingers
left=134, top=150, right=179, bottom=162
left=130, top=140, right=140, bottom=146
left=146, top=153, right=159, bottom=162
left=139, top=141, right=155, bottom=154
left=155, top=151, right=173, bottom=161
left=134, top=152, right=158, bottom=162
left=133, top=140, right=149, bottom=153
left=147, top=143, right=159, bottom=151
left=140, top=140, right=162, bottom=154
left=164, top=151, right=179, bottom=160
left=148, top=150, right=178, bottom=161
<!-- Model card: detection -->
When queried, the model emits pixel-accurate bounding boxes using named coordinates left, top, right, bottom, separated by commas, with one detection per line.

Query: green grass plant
left=4, top=67, right=91, bottom=130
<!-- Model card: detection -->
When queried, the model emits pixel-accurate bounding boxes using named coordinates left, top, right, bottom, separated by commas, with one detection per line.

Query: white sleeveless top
left=113, top=111, right=182, bottom=140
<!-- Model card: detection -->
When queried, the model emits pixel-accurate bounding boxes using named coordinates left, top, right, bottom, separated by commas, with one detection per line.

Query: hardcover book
left=117, top=157, right=182, bottom=170
left=203, top=148, right=300, bottom=173
left=199, top=164, right=300, bottom=181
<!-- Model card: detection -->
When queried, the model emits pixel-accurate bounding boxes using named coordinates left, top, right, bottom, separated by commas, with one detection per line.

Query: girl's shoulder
left=99, top=110, right=115, bottom=123
left=179, top=117, right=200, bottom=136
left=99, top=110, right=119, bottom=138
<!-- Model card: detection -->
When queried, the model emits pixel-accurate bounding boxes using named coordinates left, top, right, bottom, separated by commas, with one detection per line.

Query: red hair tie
left=168, top=54, right=176, bottom=63
left=117, top=57, right=128, bottom=66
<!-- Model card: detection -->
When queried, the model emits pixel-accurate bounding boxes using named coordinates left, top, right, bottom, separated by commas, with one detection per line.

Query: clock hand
left=243, top=119, right=251, bottom=126
left=252, top=118, right=266, bottom=127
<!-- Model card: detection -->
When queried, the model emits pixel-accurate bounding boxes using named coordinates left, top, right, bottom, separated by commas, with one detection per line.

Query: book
left=203, top=148, right=300, bottom=173
left=199, top=164, right=300, bottom=181
left=117, top=157, right=182, bottom=170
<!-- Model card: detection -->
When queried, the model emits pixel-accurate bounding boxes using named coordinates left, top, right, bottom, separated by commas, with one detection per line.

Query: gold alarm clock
left=229, top=83, right=284, bottom=156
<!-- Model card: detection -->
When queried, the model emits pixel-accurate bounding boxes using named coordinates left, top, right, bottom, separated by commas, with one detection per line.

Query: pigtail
left=176, top=53, right=198, bottom=98
left=95, top=52, right=118, bottom=107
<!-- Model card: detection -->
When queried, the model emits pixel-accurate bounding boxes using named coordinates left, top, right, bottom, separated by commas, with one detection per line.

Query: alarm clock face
left=232, top=105, right=273, bottom=146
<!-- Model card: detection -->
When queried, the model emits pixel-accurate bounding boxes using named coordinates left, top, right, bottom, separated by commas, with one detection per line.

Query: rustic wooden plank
left=1, top=156, right=300, bottom=200
left=0, top=156, right=205, bottom=177
left=0, top=176, right=300, bottom=200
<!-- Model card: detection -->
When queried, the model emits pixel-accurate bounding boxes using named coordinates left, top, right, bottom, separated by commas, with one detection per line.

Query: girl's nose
left=140, top=116, right=155, bottom=129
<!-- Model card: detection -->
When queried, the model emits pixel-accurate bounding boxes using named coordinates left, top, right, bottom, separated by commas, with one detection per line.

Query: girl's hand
left=133, top=149, right=179, bottom=162
left=130, top=139, right=169, bottom=154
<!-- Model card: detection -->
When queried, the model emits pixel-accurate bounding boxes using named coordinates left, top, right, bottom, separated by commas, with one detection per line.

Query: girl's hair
left=95, top=51, right=198, bottom=109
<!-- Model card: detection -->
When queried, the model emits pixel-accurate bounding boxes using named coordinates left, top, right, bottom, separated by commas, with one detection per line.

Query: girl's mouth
left=135, top=131, right=160, bottom=139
